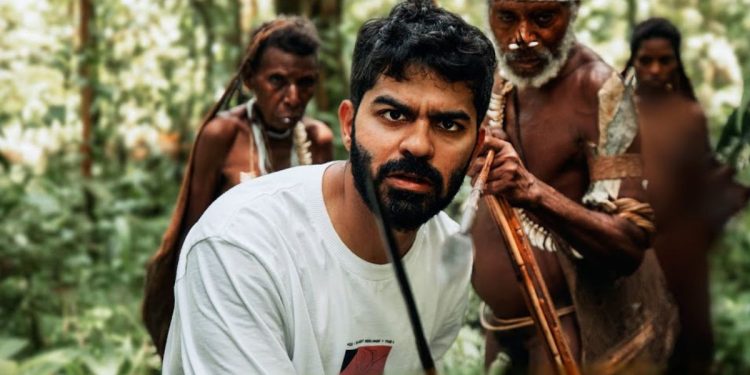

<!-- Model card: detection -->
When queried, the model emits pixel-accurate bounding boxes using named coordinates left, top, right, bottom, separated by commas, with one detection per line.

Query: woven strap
left=480, top=302, right=576, bottom=332
left=589, top=154, right=643, bottom=181
left=599, top=197, right=656, bottom=235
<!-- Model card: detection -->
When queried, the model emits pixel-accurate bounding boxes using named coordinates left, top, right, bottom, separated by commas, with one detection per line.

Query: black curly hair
left=350, top=0, right=497, bottom=125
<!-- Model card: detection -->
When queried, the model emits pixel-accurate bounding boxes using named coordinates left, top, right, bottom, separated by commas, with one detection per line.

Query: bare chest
left=505, top=91, right=595, bottom=199
left=639, top=111, right=696, bottom=174
left=219, top=125, right=293, bottom=185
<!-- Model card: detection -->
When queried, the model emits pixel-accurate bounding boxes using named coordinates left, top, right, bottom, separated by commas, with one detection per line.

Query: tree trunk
left=78, top=0, right=94, bottom=179
left=310, top=0, right=343, bottom=112
left=626, top=0, right=637, bottom=35
left=192, top=0, right=216, bottom=100
left=275, top=0, right=308, bottom=15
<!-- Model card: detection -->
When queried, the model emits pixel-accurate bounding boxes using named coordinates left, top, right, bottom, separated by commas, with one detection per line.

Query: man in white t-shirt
left=162, top=1, right=502, bottom=373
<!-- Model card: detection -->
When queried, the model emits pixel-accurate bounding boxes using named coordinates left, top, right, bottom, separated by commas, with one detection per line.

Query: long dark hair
left=141, top=16, right=318, bottom=358
left=623, top=17, right=696, bottom=100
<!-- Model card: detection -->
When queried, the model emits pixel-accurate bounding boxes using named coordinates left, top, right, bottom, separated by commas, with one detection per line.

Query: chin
left=509, top=64, right=546, bottom=78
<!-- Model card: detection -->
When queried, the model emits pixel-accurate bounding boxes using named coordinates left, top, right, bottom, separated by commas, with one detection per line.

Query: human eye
left=298, top=77, right=316, bottom=89
left=436, top=119, right=465, bottom=133
left=381, top=109, right=407, bottom=122
left=659, top=56, right=675, bottom=65
left=534, top=11, right=555, bottom=27
left=638, top=56, right=653, bottom=65
left=496, top=11, right=517, bottom=24
left=268, top=74, right=286, bottom=87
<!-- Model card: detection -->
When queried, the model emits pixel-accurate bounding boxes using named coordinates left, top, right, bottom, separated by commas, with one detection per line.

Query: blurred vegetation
left=0, top=0, right=748, bottom=374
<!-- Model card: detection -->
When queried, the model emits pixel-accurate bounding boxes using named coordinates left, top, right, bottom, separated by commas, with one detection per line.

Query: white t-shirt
left=163, top=162, right=472, bottom=375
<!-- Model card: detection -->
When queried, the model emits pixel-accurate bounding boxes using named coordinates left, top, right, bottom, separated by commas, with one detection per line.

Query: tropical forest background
left=1, top=0, right=750, bottom=374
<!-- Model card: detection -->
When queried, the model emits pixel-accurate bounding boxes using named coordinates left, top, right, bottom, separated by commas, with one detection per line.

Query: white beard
left=497, top=17, right=577, bottom=89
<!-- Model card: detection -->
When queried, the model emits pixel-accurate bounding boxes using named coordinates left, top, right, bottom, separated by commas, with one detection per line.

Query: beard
left=497, top=19, right=577, bottom=89
left=349, top=126, right=468, bottom=232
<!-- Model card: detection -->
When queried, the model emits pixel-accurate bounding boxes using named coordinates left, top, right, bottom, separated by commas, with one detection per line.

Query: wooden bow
left=475, top=148, right=580, bottom=375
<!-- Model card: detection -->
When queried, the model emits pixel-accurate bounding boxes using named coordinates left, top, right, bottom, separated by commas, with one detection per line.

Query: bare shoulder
left=683, top=99, right=707, bottom=121
left=578, top=46, right=617, bottom=97
left=302, top=117, right=334, bottom=147
left=678, top=97, right=708, bottom=135
left=197, top=109, right=245, bottom=151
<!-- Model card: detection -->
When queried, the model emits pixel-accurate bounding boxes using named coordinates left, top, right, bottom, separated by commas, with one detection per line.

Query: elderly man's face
left=489, top=1, right=576, bottom=87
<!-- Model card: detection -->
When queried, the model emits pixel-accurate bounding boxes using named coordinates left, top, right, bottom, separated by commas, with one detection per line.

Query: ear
left=338, top=100, right=355, bottom=152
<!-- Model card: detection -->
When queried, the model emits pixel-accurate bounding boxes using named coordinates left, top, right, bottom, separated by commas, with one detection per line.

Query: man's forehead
left=257, top=47, right=317, bottom=71
left=493, top=0, right=573, bottom=2
left=366, top=69, right=475, bottom=115
left=492, top=0, right=574, bottom=7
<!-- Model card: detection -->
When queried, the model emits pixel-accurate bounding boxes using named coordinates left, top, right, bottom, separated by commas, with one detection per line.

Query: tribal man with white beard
left=470, top=1, right=678, bottom=373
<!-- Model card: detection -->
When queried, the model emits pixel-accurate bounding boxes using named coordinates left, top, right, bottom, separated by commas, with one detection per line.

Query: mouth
left=385, top=172, right=434, bottom=193
left=511, top=56, right=544, bottom=68
left=279, top=115, right=302, bottom=125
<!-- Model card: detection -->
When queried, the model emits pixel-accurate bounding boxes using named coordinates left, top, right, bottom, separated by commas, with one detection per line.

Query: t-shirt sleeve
left=163, top=237, right=296, bottom=375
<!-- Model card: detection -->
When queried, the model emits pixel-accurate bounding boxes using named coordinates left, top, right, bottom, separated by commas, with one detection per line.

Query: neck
left=323, top=161, right=419, bottom=264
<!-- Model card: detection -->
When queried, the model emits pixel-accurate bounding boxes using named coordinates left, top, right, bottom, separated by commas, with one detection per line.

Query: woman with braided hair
left=143, top=16, right=333, bottom=357
left=626, top=17, right=749, bottom=374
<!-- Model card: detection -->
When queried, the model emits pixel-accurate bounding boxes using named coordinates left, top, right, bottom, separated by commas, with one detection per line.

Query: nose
left=399, top=120, right=434, bottom=160
left=517, top=21, right=536, bottom=45
left=648, top=62, right=662, bottom=76
left=283, top=84, right=301, bottom=107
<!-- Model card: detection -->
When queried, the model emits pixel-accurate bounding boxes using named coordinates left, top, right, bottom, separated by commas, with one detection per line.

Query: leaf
left=0, top=337, right=27, bottom=359
left=717, top=108, right=740, bottom=151
left=0, top=359, right=19, bottom=375
left=80, top=353, right=122, bottom=375
left=17, top=348, right=79, bottom=375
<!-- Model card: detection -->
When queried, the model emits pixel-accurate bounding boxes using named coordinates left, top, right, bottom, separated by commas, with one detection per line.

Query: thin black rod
left=362, top=168, right=435, bottom=371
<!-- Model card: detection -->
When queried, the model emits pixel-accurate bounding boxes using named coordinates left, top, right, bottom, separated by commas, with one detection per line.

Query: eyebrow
left=372, top=95, right=415, bottom=117
left=429, top=110, right=471, bottom=124
left=372, top=95, right=471, bottom=123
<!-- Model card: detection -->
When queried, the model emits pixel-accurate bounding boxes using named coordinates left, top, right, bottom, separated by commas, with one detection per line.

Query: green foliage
left=0, top=149, right=174, bottom=373
left=712, top=210, right=750, bottom=372
left=0, top=0, right=749, bottom=374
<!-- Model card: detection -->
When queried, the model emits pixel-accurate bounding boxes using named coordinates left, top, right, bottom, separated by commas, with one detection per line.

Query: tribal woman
left=626, top=17, right=749, bottom=374
left=142, top=16, right=333, bottom=357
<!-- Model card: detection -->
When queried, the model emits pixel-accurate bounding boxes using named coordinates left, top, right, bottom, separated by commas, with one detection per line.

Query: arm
left=182, top=118, right=237, bottom=234
left=164, top=238, right=295, bottom=374
left=303, top=117, right=334, bottom=163
left=471, top=128, right=649, bottom=275
left=686, top=104, right=750, bottom=231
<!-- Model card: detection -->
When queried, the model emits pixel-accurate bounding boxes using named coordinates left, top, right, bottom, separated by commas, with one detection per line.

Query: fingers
left=467, top=128, right=519, bottom=181
left=487, top=127, right=510, bottom=141
left=468, top=147, right=522, bottom=185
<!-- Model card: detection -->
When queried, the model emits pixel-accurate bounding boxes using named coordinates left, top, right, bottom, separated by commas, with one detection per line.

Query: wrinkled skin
left=474, top=1, right=650, bottom=373
left=247, top=46, right=319, bottom=131
left=185, top=46, right=334, bottom=238
left=489, top=0, right=573, bottom=78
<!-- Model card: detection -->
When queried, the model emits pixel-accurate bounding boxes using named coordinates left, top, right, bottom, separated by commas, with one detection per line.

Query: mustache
left=375, top=154, right=443, bottom=192
left=503, top=47, right=553, bottom=63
